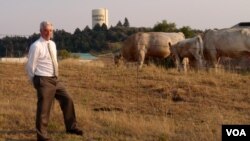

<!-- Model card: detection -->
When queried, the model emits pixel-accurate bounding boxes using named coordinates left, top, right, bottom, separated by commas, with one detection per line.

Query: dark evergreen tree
left=123, top=17, right=130, bottom=27
left=83, top=25, right=91, bottom=33
left=116, top=21, right=123, bottom=27
left=101, top=23, right=108, bottom=31
left=0, top=39, right=4, bottom=57
left=93, top=23, right=102, bottom=31
left=74, top=28, right=81, bottom=35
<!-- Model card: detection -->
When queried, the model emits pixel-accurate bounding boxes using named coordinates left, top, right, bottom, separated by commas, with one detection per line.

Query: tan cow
left=170, top=35, right=204, bottom=71
left=203, top=28, right=250, bottom=69
left=114, top=32, right=185, bottom=68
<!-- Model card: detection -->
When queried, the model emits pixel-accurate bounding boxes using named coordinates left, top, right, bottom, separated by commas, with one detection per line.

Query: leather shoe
left=66, top=128, right=83, bottom=136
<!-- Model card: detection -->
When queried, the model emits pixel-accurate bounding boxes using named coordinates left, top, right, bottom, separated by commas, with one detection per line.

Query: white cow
left=203, top=28, right=250, bottom=69
left=170, top=35, right=204, bottom=72
left=114, top=32, right=185, bottom=68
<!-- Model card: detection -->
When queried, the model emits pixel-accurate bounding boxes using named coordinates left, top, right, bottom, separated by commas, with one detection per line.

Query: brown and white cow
left=114, top=32, right=185, bottom=68
left=203, top=28, right=250, bottom=70
left=170, top=35, right=204, bottom=72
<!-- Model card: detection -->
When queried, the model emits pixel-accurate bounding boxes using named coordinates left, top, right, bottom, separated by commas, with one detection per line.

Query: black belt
left=34, top=75, right=57, bottom=79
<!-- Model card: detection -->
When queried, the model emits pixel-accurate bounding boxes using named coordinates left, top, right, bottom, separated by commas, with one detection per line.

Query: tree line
left=0, top=18, right=202, bottom=57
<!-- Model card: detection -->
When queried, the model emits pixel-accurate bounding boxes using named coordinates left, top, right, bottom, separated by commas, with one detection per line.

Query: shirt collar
left=39, top=36, right=50, bottom=43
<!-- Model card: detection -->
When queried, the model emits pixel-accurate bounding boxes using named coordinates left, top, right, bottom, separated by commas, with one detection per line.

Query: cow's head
left=168, top=42, right=174, bottom=54
left=168, top=42, right=177, bottom=59
left=114, top=52, right=122, bottom=66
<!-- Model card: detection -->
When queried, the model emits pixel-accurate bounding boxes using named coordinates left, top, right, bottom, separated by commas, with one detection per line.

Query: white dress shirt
left=26, top=37, right=58, bottom=81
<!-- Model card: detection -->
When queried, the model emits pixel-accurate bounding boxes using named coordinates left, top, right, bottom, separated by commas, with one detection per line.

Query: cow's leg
left=205, top=48, right=217, bottom=71
left=174, top=55, right=182, bottom=72
left=215, top=57, right=220, bottom=72
left=189, top=59, right=196, bottom=70
left=182, top=58, right=189, bottom=73
left=211, top=55, right=218, bottom=70
left=137, top=45, right=146, bottom=69
left=207, top=52, right=220, bottom=73
left=189, top=47, right=202, bottom=70
left=192, top=53, right=202, bottom=70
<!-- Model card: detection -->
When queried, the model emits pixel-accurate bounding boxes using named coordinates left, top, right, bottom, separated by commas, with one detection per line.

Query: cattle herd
left=114, top=28, right=250, bottom=72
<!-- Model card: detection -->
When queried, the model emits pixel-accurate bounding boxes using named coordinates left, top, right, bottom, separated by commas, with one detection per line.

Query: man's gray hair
left=40, top=21, right=53, bottom=31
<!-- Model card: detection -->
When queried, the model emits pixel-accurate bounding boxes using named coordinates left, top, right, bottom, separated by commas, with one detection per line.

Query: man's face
left=41, top=25, right=53, bottom=41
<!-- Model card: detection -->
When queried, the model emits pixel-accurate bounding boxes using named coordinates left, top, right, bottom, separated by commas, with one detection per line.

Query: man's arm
left=26, top=44, right=39, bottom=82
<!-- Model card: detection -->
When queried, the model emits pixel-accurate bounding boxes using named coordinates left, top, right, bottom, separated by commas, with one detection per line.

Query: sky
left=0, top=0, right=249, bottom=36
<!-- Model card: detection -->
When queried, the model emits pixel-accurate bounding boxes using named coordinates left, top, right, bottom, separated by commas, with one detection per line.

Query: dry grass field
left=0, top=55, right=250, bottom=141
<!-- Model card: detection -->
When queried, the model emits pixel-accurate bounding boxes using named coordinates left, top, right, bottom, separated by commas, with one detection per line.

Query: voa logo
left=226, top=129, right=246, bottom=136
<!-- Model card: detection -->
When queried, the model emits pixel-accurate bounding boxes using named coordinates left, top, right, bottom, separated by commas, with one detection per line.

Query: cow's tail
left=197, top=35, right=204, bottom=60
left=197, top=35, right=204, bottom=68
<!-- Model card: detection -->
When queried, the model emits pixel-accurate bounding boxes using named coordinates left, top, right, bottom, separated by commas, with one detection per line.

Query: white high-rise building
left=92, top=8, right=109, bottom=28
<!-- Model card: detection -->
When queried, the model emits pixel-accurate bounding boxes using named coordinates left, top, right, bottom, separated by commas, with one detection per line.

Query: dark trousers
left=33, top=75, right=77, bottom=140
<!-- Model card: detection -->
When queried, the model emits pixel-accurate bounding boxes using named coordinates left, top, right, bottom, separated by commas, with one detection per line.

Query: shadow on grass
left=0, top=130, right=36, bottom=135
left=5, top=139, right=36, bottom=141
left=0, top=130, right=66, bottom=141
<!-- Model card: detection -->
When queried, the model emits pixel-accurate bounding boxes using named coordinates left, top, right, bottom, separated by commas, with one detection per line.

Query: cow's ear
left=169, top=42, right=172, bottom=47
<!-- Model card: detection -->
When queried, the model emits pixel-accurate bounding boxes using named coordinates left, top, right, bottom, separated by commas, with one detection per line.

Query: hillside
left=0, top=57, right=249, bottom=141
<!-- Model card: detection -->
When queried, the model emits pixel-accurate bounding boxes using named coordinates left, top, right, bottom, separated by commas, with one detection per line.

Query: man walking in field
left=26, top=21, right=83, bottom=141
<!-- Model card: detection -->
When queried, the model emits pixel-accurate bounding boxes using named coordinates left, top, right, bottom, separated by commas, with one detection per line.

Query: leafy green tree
left=82, top=41, right=91, bottom=52
left=179, top=26, right=196, bottom=38
left=58, top=49, right=71, bottom=60
left=106, top=42, right=122, bottom=52
left=153, top=20, right=177, bottom=32
left=107, top=30, right=120, bottom=42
